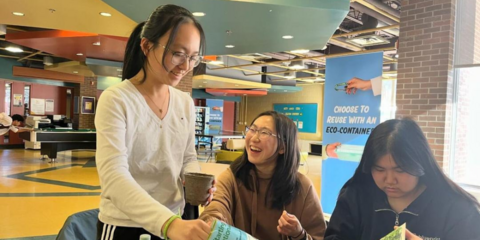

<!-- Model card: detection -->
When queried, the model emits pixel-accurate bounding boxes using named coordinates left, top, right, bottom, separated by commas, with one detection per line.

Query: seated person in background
left=200, top=110, right=326, bottom=240
left=0, top=113, right=31, bottom=136
left=324, top=118, right=480, bottom=240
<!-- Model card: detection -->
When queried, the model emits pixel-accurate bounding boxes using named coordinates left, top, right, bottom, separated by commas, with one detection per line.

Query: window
left=24, top=85, right=30, bottom=108
left=4, top=83, right=11, bottom=116
left=451, top=1, right=480, bottom=188
left=450, top=68, right=480, bottom=187
left=380, top=79, right=397, bottom=123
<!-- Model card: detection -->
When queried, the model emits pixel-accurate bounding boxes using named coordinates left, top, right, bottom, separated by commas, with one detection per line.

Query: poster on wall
left=321, top=52, right=383, bottom=214
left=205, top=99, right=223, bottom=134
left=13, top=94, right=23, bottom=107
left=45, top=99, right=54, bottom=112
left=273, top=103, right=318, bottom=133
left=30, top=98, right=45, bottom=115
left=81, top=96, right=95, bottom=114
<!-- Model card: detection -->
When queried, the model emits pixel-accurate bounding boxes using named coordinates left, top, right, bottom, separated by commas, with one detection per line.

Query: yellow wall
left=240, top=84, right=324, bottom=141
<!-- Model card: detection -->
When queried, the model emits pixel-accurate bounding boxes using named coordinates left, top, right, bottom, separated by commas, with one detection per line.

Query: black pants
left=96, top=203, right=198, bottom=240
left=96, top=220, right=161, bottom=240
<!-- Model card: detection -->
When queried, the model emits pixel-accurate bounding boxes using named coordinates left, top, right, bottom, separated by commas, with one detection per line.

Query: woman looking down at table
left=95, top=4, right=215, bottom=240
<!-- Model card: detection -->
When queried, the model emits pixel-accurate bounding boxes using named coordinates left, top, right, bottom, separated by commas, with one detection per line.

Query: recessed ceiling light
left=76, top=53, right=83, bottom=56
left=192, top=12, right=205, bottom=17
left=12, top=12, right=25, bottom=16
left=93, top=42, right=101, bottom=46
left=73, top=71, right=79, bottom=74
left=225, top=45, right=235, bottom=49
left=6, top=47, right=23, bottom=53
left=290, top=49, right=309, bottom=54
left=282, top=35, right=294, bottom=39
left=100, top=12, right=112, bottom=17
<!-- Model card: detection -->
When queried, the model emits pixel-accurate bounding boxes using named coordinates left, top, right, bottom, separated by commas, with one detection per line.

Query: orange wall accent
left=12, top=67, right=84, bottom=84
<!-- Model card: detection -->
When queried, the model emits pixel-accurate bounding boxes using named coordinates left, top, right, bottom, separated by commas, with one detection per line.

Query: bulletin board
left=273, top=103, right=318, bottom=133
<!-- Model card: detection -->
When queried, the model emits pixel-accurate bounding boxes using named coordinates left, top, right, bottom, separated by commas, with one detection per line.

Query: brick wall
left=396, top=0, right=456, bottom=170
left=73, top=77, right=97, bottom=130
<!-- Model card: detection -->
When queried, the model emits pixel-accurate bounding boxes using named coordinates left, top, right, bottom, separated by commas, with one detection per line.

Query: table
left=20, top=129, right=96, bottom=162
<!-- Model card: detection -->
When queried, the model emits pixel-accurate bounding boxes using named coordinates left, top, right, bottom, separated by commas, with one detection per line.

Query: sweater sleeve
left=300, top=183, right=327, bottom=240
left=182, top=97, right=200, bottom=175
left=324, top=187, right=358, bottom=240
left=199, top=169, right=235, bottom=225
left=95, top=89, right=175, bottom=237
left=370, top=76, right=382, bottom=96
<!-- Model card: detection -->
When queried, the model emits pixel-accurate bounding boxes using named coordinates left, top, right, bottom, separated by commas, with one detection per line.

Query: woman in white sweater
left=95, top=5, right=214, bottom=240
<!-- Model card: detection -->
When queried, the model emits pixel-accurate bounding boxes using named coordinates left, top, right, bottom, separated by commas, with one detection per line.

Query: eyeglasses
left=246, top=126, right=278, bottom=140
left=160, top=44, right=203, bottom=69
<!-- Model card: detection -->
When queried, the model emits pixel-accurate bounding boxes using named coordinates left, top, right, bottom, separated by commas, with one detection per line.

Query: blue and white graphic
left=205, top=99, right=223, bottom=135
left=321, top=52, right=383, bottom=214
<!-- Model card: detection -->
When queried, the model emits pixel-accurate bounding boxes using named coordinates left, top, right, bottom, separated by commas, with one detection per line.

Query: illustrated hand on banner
left=345, top=77, right=372, bottom=94
left=325, top=142, right=341, bottom=159
left=345, top=76, right=382, bottom=96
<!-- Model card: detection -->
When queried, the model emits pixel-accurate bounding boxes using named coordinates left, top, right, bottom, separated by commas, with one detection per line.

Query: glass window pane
left=5, top=83, right=11, bottom=116
left=454, top=1, right=480, bottom=65
left=452, top=67, right=480, bottom=186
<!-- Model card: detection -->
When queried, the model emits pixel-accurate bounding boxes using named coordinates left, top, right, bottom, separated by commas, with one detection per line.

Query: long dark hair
left=347, top=118, right=479, bottom=207
left=230, top=111, right=301, bottom=209
left=122, top=4, right=206, bottom=82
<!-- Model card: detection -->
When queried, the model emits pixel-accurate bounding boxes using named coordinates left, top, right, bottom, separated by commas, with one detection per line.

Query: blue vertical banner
left=321, top=52, right=383, bottom=214
left=205, top=99, right=224, bottom=135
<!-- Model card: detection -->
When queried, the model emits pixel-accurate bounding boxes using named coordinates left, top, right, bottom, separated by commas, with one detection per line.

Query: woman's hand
left=202, top=179, right=216, bottom=207
left=405, top=228, right=422, bottom=240
left=277, top=211, right=304, bottom=238
left=393, top=226, right=422, bottom=240
left=167, top=219, right=211, bottom=240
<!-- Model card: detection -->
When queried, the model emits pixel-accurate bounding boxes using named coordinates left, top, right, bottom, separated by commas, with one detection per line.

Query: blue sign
left=205, top=99, right=224, bottom=135
left=273, top=103, right=318, bottom=133
left=321, top=52, right=383, bottom=214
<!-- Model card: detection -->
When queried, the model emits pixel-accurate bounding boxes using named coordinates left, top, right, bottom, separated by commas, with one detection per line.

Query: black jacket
left=324, top=183, right=480, bottom=240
